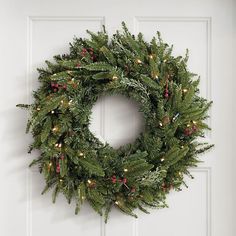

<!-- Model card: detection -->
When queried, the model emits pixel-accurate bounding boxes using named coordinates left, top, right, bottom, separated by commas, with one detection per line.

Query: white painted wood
left=90, top=94, right=145, bottom=149
left=0, top=0, right=235, bottom=235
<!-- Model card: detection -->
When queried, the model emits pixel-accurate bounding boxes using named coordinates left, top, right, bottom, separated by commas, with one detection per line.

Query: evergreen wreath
left=17, top=22, right=213, bottom=222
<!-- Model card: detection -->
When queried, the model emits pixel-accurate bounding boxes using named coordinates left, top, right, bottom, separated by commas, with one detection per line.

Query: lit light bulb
left=161, top=158, right=165, bottom=162
left=183, top=88, right=188, bottom=93
left=124, top=168, right=128, bottom=172
left=136, top=59, right=142, bottom=64
left=52, top=127, right=58, bottom=132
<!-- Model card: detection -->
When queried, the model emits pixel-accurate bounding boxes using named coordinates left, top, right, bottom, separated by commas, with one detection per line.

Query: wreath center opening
left=89, top=94, right=145, bottom=149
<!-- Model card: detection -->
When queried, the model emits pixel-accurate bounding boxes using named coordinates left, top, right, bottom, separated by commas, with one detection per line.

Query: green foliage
left=40, top=117, right=52, bottom=142
left=17, top=22, right=213, bottom=222
left=82, top=62, right=113, bottom=71
left=78, top=158, right=105, bottom=177
left=100, top=46, right=117, bottom=65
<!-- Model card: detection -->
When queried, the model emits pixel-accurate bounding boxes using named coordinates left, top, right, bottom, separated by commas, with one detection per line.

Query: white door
left=1, top=0, right=235, bottom=235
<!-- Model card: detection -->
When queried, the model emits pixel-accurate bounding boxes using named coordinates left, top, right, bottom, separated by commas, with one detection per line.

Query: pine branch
left=78, top=158, right=105, bottom=176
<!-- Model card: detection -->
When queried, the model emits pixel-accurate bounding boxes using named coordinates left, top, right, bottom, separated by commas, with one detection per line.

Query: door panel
left=0, top=0, right=235, bottom=235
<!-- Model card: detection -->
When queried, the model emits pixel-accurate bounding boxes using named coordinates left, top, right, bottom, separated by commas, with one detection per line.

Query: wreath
left=17, top=22, right=213, bottom=222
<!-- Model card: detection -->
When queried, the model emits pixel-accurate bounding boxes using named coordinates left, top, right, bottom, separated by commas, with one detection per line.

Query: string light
left=192, top=120, right=197, bottom=125
left=183, top=88, right=188, bottom=93
left=136, top=59, right=142, bottom=64
left=87, top=179, right=96, bottom=188
left=79, top=152, right=84, bottom=157
left=159, top=122, right=163, bottom=127
left=115, top=201, right=119, bottom=205
left=36, top=107, right=41, bottom=111
left=48, top=162, right=52, bottom=170
left=52, top=127, right=58, bottom=132
left=60, top=100, right=64, bottom=104
left=55, top=143, right=59, bottom=147
left=58, top=143, right=62, bottom=148
left=161, top=158, right=165, bottom=162
left=124, top=168, right=128, bottom=172
left=51, top=110, right=55, bottom=114
left=112, top=75, right=118, bottom=80
left=149, top=55, right=153, bottom=59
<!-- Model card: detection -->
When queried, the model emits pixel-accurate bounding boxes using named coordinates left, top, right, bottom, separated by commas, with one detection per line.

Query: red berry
left=192, top=125, right=197, bottom=132
left=63, top=84, right=67, bottom=89
left=123, top=178, right=127, bottom=184
left=131, top=187, right=136, bottom=193
left=53, top=88, right=57, bottom=92
left=184, top=128, right=192, bottom=136
left=76, top=63, right=81, bottom=68
left=111, top=175, right=117, bottom=183
left=56, top=165, right=60, bottom=173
